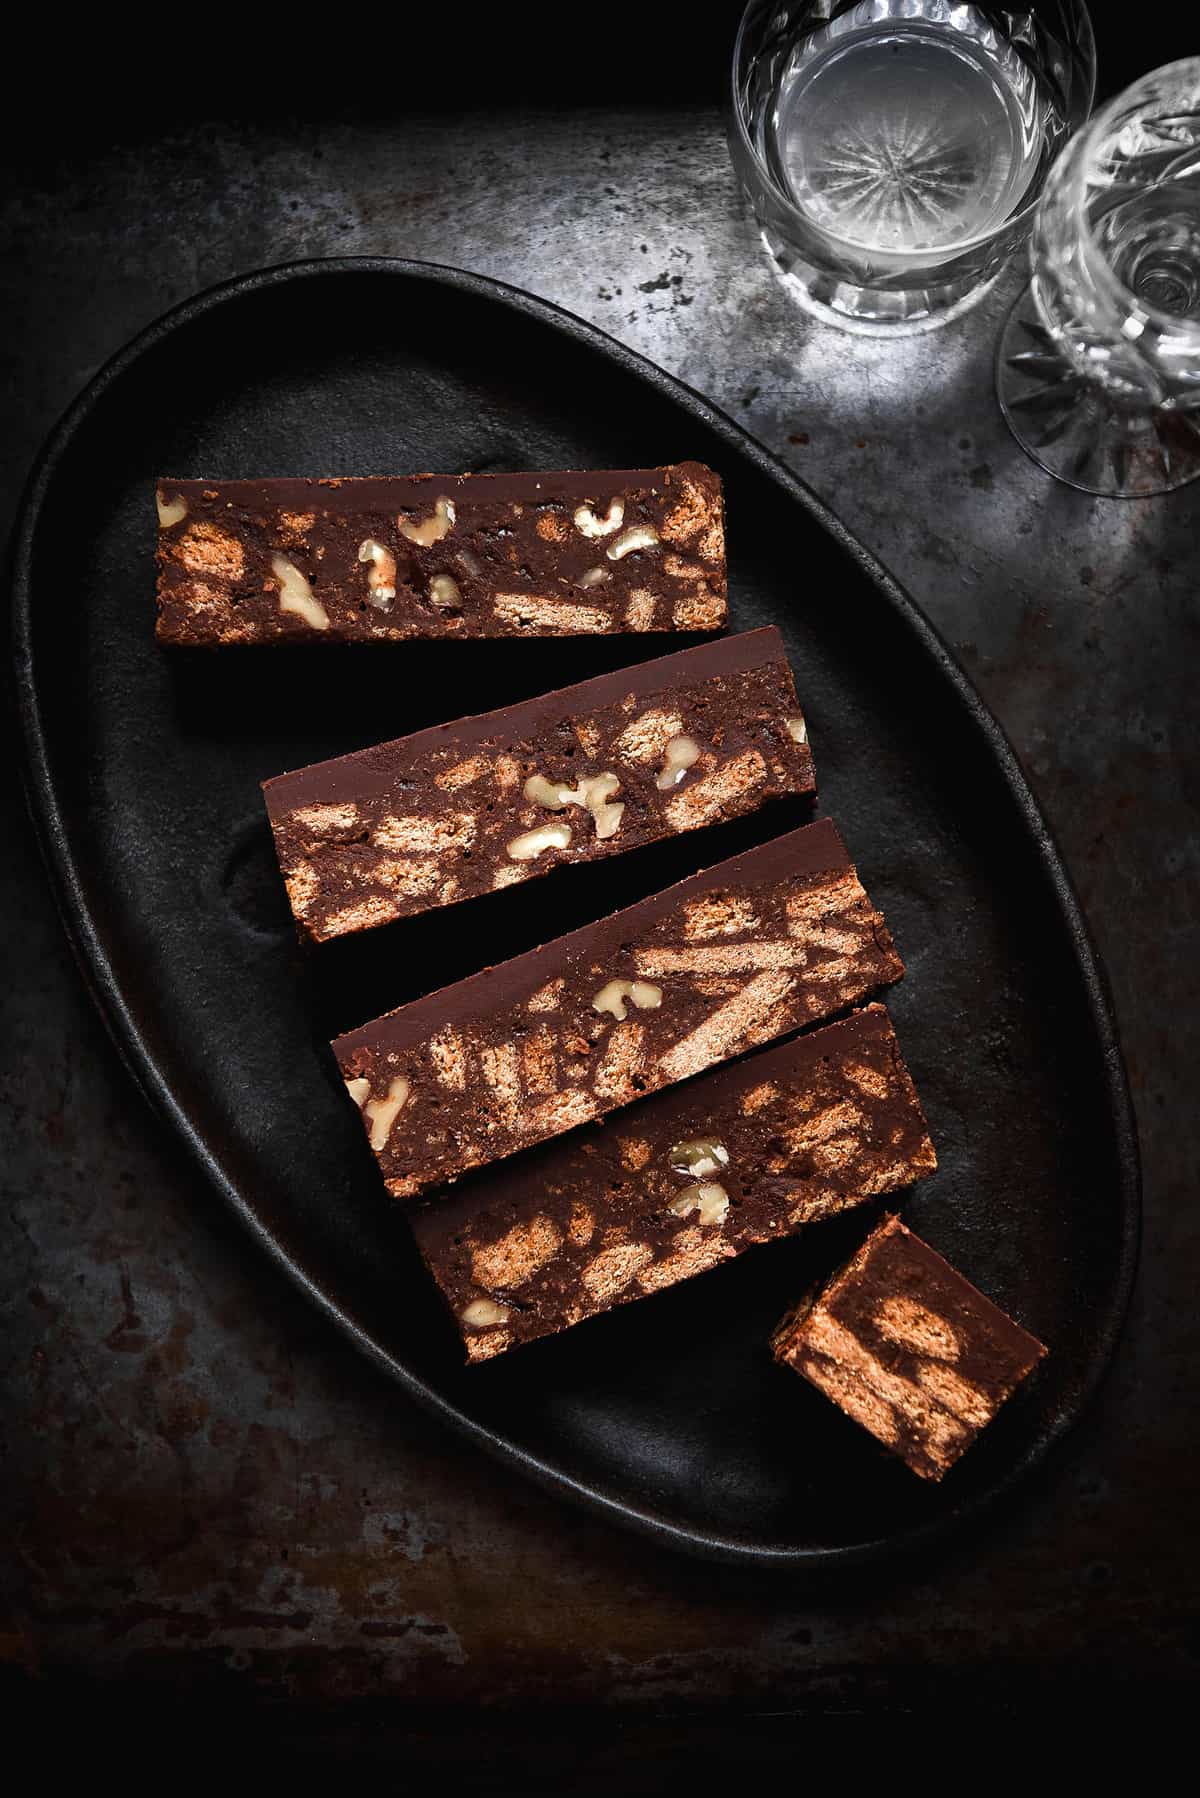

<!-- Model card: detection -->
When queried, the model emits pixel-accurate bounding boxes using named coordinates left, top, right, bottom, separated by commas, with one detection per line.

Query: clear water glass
left=998, top=58, right=1200, bottom=496
left=730, top=0, right=1097, bottom=334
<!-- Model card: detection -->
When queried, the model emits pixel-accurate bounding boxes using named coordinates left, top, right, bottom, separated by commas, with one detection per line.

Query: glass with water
left=731, top=1, right=1096, bottom=333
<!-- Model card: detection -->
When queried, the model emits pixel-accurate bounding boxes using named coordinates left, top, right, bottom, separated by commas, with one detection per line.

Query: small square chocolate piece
left=772, top=1214, right=1046, bottom=1480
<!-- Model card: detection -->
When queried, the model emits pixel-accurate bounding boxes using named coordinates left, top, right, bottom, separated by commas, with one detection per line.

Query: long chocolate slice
left=263, top=628, right=814, bottom=942
left=412, top=1005, right=936, bottom=1362
left=333, top=818, right=903, bottom=1199
left=155, top=463, right=725, bottom=644
left=771, top=1215, right=1047, bottom=1480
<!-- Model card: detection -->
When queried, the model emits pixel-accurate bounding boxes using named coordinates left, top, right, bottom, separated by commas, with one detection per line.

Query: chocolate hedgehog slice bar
left=263, top=627, right=814, bottom=942
left=771, top=1214, right=1047, bottom=1480
left=333, top=818, right=904, bottom=1199
left=411, top=1005, right=936, bottom=1362
left=155, top=463, right=725, bottom=643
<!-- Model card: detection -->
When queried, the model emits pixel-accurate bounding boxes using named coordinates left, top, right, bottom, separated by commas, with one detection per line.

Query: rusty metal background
left=2, top=16, right=1197, bottom=1750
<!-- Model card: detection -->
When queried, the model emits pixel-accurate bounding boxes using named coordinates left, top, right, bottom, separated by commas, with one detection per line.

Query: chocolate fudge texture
left=412, top=1006, right=936, bottom=1362
left=264, top=628, right=815, bottom=942
left=155, top=463, right=725, bottom=643
left=772, top=1214, right=1047, bottom=1480
left=333, top=818, right=904, bottom=1199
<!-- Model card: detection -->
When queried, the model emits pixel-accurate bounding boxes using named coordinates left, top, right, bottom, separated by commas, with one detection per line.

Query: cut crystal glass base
left=997, top=286, right=1200, bottom=496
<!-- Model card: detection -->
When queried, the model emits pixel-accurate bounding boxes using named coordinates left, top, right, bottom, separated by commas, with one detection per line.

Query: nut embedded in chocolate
left=156, top=489, right=187, bottom=528
left=398, top=495, right=456, bottom=546
left=271, top=553, right=329, bottom=631
left=357, top=537, right=397, bottom=607
left=591, top=978, right=663, bottom=1021
left=524, top=769, right=624, bottom=841
left=574, top=498, right=624, bottom=538
left=607, top=523, right=660, bottom=560
left=668, top=1137, right=729, bottom=1177
left=507, top=821, right=573, bottom=862
left=656, top=733, right=702, bottom=791
left=668, top=1181, right=730, bottom=1225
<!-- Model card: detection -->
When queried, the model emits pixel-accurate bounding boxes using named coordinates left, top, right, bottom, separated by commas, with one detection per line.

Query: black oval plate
left=11, top=260, right=1138, bottom=1567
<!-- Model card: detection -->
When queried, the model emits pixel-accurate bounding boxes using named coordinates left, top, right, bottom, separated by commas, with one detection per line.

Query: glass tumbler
left=998, top=58, right=1200, bottom=496
left=730, top=0, right=1097, bottom=334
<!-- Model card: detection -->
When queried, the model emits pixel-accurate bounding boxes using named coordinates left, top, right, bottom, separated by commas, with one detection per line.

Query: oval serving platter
left=12, top=260, right=1138, bottom=1566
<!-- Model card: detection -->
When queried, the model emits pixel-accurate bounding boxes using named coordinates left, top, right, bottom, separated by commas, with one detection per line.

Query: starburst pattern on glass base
left=805, top=113, right=980, bottom=248
left=997, top=291, right=1200, bottom=496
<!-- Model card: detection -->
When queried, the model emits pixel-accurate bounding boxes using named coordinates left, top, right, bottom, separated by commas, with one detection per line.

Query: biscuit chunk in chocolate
left=772, top=1214, right=1046, bottom=1479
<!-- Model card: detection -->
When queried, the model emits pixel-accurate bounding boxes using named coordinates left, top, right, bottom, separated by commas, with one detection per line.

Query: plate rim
left=8, top=255, right=1142, bottom=1568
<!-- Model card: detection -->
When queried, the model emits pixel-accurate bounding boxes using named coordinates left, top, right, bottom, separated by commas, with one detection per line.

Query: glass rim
left=729, top=0, right=1099, bottom=260
left=1068, top=56, right=1200, bottom=339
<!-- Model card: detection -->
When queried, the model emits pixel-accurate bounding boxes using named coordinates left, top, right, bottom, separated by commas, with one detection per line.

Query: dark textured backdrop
left=3, top=8, right=1196, bottom=1758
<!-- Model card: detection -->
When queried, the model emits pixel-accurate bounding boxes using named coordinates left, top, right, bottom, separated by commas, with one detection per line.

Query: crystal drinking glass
left=998, top=59, right=1200, bottom=496
left=729, top=0, right=1096, bottom=334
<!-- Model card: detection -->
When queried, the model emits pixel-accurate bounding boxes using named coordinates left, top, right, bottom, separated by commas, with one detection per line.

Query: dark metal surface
left=11, top=256, right=1136, bottom=1567
left=2, top=70, right=1197, bottom=1740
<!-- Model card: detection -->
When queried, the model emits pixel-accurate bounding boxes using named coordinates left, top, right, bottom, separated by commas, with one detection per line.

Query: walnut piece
left=668, top=1180, right=730, bottom=1226
left=398, top=496, right=456, bottom=546
left=578, top=565, right=611, bottom=588
left=506, top=821, right=572, bottom=862
left=357, top=538, right=397, bottom=607
left=586, top=781, right=625, bottom=839
left=364, top=1075, right=411, bottom=1151
left=524, top=775, right=573, bottom=809
left=344, top=1076, right=371, bottom=1107
left=591, top=977, right=663, bottom=1021
left=573, top=498, right=624, bottom=538
left=429, top=573, right=462, bottom=608
left=272, top=553, right=329, bottom=631
left=668, top=1137, right=730, bottom=1179
left=607, top=524, right=660, bottom=561
left=461, top=1297, right=511, bottom=1328
left=156, top=490, right=188, bottom=528
left=655, top=733, right=702, bottom=791
left=785, top=717, right=808, bottom=744
left=523, top=770, right=624, bottom=842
